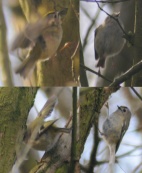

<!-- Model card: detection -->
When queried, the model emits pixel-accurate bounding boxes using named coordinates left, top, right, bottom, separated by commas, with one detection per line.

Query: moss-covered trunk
left=0, top=87, right=37, bottom=173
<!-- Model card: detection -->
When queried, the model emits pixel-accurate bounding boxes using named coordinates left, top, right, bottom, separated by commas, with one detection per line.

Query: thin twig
left=80, top=64, right=112, bottom=83
left=80, top=0, right=130, bottom=3
left=130, top=87, right=142, bottom=102
left=109, top=60, right=142, bottom=86
left=81, top=6, right=102, bottom=50
left=95, top=1, right=127, bottom=36
left=71, top=41, right=80, bottom=84
left=117, top=145, right=142, bottom=158
left=81, top=60, right=142, bottom=87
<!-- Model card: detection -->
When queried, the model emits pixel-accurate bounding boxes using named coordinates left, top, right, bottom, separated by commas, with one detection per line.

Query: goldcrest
left=22, top=95, right=71, bottom=151
left=102, top=106, right=131, bottom=164
left=12, top=11, right=63, bottom=78
left=95, top=13, right=126, bottom=68
left=23, top=119, right=71, bottom=151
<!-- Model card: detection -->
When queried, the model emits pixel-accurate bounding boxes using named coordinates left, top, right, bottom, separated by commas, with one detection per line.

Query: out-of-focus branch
left=117, top=145, right=142, bottom=158
left=132, top=161, right=142, bottom=173
left=68, top=87, right=78, bottom=173
left=81, top=5, right=102, bottom=50
left=80, top=45, right=89, bottom=86
left=130, top=87, right=142, bottom=102
left=80, top=144, right=142, bottom=172
left=0, top=1, right=13, bottom=86
left=18, top=0, right=32, bottom=21
left=132, top=0, right=142, bottom=85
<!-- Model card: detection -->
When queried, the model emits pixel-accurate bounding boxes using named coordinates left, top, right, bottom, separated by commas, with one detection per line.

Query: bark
left=0, top=87, right=37, bottom=173
left=132, top=0, right=142, bottom=85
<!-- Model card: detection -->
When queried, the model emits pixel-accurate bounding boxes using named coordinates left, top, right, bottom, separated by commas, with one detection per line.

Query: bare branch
left=80, top=0, right=131, bottom=3
left=80, top=64, right=112, bottom=83
left=81, top=59, right=142, bottom=87
left=117, top=145, right=142, bottom=158
left=109, top=60, right=142, bottom=86
left=68, top=87, right=78, bottom=172
left=95, top=2, right=123, bottom=32
left=81, top=6, right=102, bottom=50
left=130, top=87, right=142, bottom=102
left=0, top=1, right=13, bottom=86
left=80, top=44, right=89, bottom=86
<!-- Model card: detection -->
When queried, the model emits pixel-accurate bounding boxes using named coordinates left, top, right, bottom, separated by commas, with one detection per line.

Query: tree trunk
left=0, top=87, right=37, bottom=173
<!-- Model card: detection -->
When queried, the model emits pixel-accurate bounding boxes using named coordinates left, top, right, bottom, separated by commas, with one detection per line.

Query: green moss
left=56, top=165, right=68, bottom=173
left=0, top=88, right=37, bottom=173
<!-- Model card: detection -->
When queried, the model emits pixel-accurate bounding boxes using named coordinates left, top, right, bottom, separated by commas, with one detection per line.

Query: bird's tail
left=15, top=42, right=42, bottom=78
left=96, top=57, right=105, bottom=68
left=15, top=56, right=37, bottom=78
left=109, top=144, right=116, bottom=173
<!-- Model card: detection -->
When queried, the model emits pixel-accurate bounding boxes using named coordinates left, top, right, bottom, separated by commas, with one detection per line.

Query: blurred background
left=1, top=0, right=29, bottom=86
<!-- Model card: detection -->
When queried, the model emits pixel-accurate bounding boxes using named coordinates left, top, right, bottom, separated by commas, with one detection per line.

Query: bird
left=12, top=11, right=63, bottom=78
left=102, top=106, right=131, bottom=165
left=23, top=119, right=71, bottom=151
left=94, top=13, right=126, bottom=68
left=22, top=95, right=71, bottom=151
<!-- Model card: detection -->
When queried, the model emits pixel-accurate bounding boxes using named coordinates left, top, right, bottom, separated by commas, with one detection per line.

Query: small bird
left=102, top=106, right=131, bottom=165
left=94, top=13, right=126, bottom=68
left=12, top=11, right=63, bottom=78
left=23, top=119, right=71, bottom=151
left=22, top=95, right=71, bottom=151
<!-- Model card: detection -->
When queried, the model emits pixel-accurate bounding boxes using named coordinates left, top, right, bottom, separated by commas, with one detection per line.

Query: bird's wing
left=94, top=28, right=99, bottom=60
left=11, top=31, right=31, bottom=50
left=115, top=120, right=128, bottom=153
left=39, top=95, right=57, bottom=119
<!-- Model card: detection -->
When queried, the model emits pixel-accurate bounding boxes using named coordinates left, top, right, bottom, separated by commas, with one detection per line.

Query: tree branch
left=68, top=87, right=78, bottom=173
left=109, top=60, right=142, bottom=86
left=80, top=46, right=89, bottom=86
left=0, top=1, right=13, bottom=86
left=80, top=64, right=112, bottom=83
left=130, top=87, right=142, bottom=102
left=80, top=0, right=131, bottom=3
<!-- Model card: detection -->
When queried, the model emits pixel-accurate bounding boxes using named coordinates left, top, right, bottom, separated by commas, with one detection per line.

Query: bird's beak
left=117, top=105, right=121, bottom=111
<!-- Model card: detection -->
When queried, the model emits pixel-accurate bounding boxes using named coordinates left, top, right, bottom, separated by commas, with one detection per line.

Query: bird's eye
left=123, top=108, right=126, bottom=112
